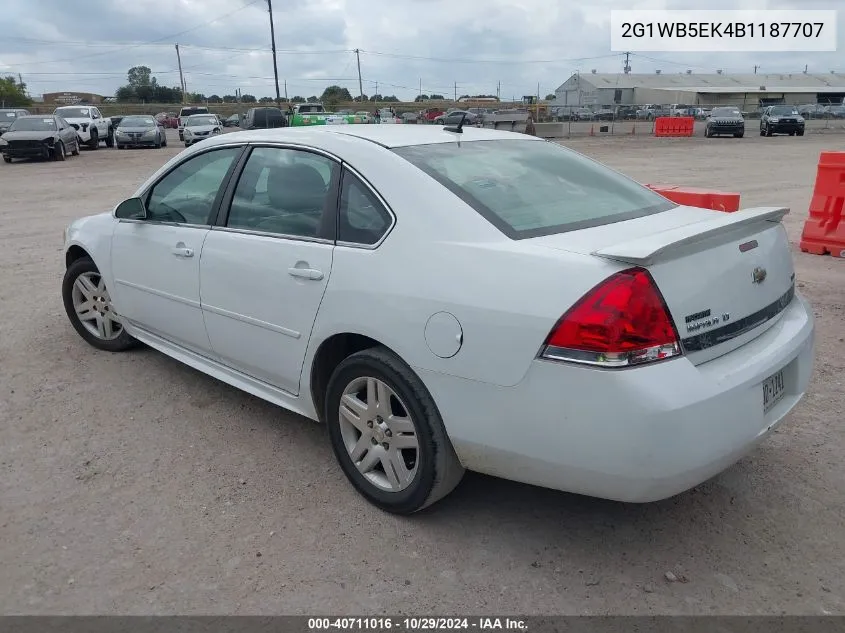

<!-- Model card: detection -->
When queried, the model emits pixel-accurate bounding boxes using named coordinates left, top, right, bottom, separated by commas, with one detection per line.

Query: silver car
left=183, top=114, right=223, bottom=147
left=115, top=115, right=167, bottom=149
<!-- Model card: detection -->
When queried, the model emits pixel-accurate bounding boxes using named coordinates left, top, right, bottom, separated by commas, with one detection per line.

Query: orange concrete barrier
left=799, top=151, right=845, bottom=258
left=646, top=184, right=741, bottom=212
left=654, top=116, right=694, bottom=137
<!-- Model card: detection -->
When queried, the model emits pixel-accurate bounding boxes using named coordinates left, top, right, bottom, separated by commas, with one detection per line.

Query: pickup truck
left=53, top=105, right=114, bottom=149
left=287, top=103, right=369, bottom=126
left=636, top=104, right=672, bottom=120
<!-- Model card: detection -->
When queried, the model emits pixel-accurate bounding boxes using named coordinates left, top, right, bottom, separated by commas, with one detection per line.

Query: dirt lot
left=1, top=129, right=843, bottom=616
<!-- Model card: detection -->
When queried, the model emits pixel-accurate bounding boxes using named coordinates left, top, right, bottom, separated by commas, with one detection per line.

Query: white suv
left=53, top=105, right=114, bottom=149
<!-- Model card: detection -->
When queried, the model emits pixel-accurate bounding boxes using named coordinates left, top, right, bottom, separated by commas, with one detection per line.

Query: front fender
left=64, top=212, right=117, bottom=289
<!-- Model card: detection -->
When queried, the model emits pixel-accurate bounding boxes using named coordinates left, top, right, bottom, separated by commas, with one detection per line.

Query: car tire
left=71, top=141, right=80, bottom=156
left=105, top=128, right=114, bottom=148
left=179, top=131, right=184, bottom=141
left=184, top=142, right=190, bottom=148
left=62, top=257, right=138, bottom=353
left=704, top=126, right=711, bottom=137
left=88, top=129, right=99, bottom=149
left=53, top=141, right=66, bottom=161
left=765, top=125, right=773, bottom=137
left=735, top=132, right=744, bottom=138
left=161, top=133, right=167, bottom=147
left=117, top=144, right=124, bottom=150
left=797, top=130, right=805, bottom=136
left=3, top=155, right=11, bottom=163
left=324, top=346, right=465, bottom=514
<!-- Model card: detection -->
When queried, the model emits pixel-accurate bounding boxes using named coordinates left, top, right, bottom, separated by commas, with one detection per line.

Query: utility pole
left=454, top=81, right=457, bottom=102
left=496, top=80, right=500, bottom=101
left=419, top=78, right=422, bottom=99
left=354, top=49, right=364, bottom=103
left=175, top=44, right=186, bottom=103
left=754, top=64, right=760, bottom=74
left=267, top=0, right=282, bottom=107
left=284, top=80, right=288, bottom=102
left=624, top=51, right=631, bottom=74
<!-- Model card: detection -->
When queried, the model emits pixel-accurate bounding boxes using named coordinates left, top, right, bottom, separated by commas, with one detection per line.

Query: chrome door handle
left=172, top=246, right=194, bottom=257
left=288, top=267, right=324, bottom=281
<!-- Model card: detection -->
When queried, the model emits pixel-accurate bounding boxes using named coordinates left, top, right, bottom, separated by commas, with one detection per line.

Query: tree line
left=115, top=67, right=407, bottom=106
left=0, top=75, right=31, bottom=107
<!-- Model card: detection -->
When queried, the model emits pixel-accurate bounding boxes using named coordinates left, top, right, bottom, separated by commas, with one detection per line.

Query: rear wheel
left=62, top=257, right=138, bottom=352
left=105, top=128, right=114, bottom=148
left=325, top=347, right=464, bottom=514
left=71, top=140, right=80, bottom=156
left=88, top=129, right=99, bottom=149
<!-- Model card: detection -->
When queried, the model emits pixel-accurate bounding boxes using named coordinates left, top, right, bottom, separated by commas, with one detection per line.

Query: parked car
left=594, top=108, right=615, bottom=121
left=797, top=104, right=827, bottom=119
left=182, top=114, right=223, bottom=146
left=155, top=112, right=179, bottom=128
left=59, top=125, right=815, bottom=514
left=402, top=112, right=419, bottom=124
left=422, top=107, right=444, bottom=123
left=177, top=106, right=210, bottom=141
left=442, top=110, right=479, bottom=126
left=355, top=111, right=373, bottom=124
left=825, top=105, right=845, bottom=119
left=760, top=105, right=805, bottom=136
left=571, top=108, right=595, bottom=121
left=0, top=108, right=31, bottom=136
left=115, top=115, right=168, bottom=149
left=223, top=113, right=241, bottom=127
left=614, top=106, right=638, bottom=120
left=53, top=105, right=114, bottom=149
left=378, top=108, right=402, bottom=124
left=705, top=106, right=745, bottom=138
left=636, top=104, right=670, bottom=120
left=0, top=114, right=81, bottom=162
left=242, top=107, right=286, bottom=130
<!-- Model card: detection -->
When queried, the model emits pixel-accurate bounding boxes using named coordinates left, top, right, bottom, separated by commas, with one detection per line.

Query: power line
left=358, top=50, right=624, bottom=65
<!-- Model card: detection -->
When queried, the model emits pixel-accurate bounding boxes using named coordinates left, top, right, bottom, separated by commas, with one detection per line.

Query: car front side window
left=225, top=147, right=339, bottom=239
left=145, top=147, right=241, bottom=225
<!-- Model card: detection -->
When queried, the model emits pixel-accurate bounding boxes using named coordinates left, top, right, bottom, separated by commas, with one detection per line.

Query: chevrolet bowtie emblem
left=752, top=267, right=767, bottom=284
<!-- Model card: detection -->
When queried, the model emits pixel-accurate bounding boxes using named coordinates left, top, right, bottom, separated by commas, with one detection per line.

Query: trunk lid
left=528, top=206, right=796, bottom=365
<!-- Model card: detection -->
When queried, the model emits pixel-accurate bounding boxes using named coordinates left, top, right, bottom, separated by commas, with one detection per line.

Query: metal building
left=552, top=71, right=845, bottom=110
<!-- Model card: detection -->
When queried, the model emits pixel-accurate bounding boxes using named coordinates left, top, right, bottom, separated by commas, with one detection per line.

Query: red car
left=155, top=112, right=178, bottom=129
left=422, top=107, right=444, bottom=122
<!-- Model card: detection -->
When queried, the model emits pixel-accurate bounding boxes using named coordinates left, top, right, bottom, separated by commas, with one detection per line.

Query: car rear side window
left=393, top=139, right=675, bottom=239
left=337, top=170, right=393, bottom=246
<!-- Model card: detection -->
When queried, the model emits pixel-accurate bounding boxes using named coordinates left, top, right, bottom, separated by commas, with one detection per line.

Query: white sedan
left=61, top=125, right=815, bottom=514
left=182, top=114, right=223, bottom=147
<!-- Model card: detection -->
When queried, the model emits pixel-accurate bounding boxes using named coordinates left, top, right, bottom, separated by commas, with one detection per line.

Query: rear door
left=199, top=145, right=340, bottom=395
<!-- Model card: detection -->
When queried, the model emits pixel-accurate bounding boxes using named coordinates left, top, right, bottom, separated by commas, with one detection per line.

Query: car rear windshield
left=181, top=108, right=208, bottom=116
left=9, top=117, right=56, bottom=131
left=392, top=139, right=675, bottom=239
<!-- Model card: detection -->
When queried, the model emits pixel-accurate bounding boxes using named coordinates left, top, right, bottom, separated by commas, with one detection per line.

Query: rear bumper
left=418, top=293, right=815, bottom=503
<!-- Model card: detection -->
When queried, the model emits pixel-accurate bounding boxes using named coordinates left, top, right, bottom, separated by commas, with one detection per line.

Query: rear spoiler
left=592, top=207, right=789, bottom=266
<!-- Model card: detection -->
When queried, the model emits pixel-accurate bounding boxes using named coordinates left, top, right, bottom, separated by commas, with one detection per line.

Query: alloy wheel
left=71, top=272, right=123, bottom=340
left=338, top=376, right=419, bottom=492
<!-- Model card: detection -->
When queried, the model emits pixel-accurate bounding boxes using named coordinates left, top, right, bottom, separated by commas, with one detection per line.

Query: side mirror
left=114, top=197, right=147, bottom=220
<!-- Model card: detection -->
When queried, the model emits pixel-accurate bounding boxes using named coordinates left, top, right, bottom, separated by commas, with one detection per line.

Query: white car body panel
left=53, top=106, right=110, bottom=144
left=62, top=125, right=816, bottom=503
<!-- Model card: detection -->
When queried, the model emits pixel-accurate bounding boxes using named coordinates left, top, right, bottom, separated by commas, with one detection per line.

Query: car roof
left=18, top=114, right=56, bottom=119
left=201, top=124, right=542, bottom=149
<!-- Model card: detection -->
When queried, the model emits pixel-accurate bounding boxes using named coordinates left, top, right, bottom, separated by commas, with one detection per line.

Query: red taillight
left=540, top=267, right=682, bottom=368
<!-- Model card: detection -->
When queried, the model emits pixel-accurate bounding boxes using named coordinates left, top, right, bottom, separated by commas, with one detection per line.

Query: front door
left=199, top=146, right=339, bottom=395
left=110, top=145, right=243, bottom=356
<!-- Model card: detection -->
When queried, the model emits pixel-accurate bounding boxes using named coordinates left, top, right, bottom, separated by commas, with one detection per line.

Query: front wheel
left=53, top=141, right=66, bottom=161
left=325, top=347, right=464, bottom=514
left=734, top=132, right=744, bottom=138
left=62, top=258, right=138, bottom=352
left=3, top=155, right=11, bottom=163
left=797, top=130, right=805, bottom=136
left=105, top=128, right=114, bottom=148
left=88, top=129, right=99, bottom=149
left=71, top=140, right=80, bottom=156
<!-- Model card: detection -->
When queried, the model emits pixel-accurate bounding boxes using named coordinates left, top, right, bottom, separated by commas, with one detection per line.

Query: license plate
left=762, top=369, right=786, bottom=413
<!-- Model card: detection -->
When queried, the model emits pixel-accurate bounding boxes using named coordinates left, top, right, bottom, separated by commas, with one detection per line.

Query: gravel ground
left=0, top=129, right=843, bottom=616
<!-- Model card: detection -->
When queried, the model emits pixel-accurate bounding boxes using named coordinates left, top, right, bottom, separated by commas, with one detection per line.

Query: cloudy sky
left=1, top=0, right=842, bottom=101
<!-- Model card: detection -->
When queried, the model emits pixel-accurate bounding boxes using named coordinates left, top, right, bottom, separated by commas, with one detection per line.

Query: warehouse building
left=552, top=72, right=845, bottom=110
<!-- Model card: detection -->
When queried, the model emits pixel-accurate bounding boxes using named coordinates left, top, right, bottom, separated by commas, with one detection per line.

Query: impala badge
left=752, top=267, right=767, bottom=284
